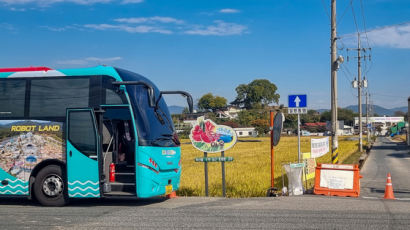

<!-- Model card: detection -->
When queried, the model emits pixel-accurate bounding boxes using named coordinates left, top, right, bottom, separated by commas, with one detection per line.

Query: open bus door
left=66, top=108, right=101, bottom=198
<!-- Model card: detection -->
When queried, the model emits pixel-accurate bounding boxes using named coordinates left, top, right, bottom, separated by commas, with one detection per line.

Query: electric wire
left=321, top=0, right=331, bottom=21
left=359, top=0, right=371, bottom=49
left=337, top=0, right=353, bottom=26
left=350, top=0, right=361, bottom=35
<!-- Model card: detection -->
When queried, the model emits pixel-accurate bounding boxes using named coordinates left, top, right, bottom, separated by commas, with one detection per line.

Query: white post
left=297, top=112, right=301, bottom=163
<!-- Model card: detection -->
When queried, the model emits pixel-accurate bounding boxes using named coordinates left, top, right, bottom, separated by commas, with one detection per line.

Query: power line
left=350, top=0, right=360, bottom=35
left=359, top=0, right=371, bottom=48
left=321, top=0, right=331, bottom=21
left=337, top=0, right=353, bottom=26
left=340, top=65, right=358, bottom=98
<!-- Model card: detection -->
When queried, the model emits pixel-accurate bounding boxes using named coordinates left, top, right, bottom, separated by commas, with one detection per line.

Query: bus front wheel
left=34, top=165, right=68, bottom=206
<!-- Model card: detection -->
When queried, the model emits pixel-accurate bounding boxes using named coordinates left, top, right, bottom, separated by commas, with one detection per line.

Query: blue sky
left=0, top=0, right=409, bottom=109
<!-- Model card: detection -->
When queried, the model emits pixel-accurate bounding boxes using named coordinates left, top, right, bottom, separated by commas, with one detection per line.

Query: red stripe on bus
left=0, top=67, right=53, bottom=73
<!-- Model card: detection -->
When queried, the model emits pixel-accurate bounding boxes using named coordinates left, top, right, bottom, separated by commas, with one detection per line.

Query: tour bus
left=0, top=66, right=193, bottom=206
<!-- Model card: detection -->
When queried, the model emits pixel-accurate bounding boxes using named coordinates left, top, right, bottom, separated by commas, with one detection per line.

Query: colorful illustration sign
left=311, top=137, right=330, bottom=158
left=189, top=117, right=237, bottom=153
left=0, top=120, right=64, bottom=182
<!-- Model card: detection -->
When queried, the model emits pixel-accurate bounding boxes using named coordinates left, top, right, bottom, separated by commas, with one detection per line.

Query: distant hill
left=345, top=105, right=407, bottom=116
left=316, top=105, right=407, bottom=116
left=168, top=105, right=185, bottom=114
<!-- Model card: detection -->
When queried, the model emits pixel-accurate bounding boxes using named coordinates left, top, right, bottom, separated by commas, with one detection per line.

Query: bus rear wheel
left=34, top=165, right=68, bottom=206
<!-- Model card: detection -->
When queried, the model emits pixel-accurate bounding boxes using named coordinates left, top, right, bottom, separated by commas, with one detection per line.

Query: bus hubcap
left=42, top=175, right=63, bottom=197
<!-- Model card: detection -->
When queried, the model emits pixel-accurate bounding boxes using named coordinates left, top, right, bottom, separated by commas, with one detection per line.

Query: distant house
left=215, top=106, right=242, bottom=119
left=302, top=122, right=327, bottom=132
left=343, top=125, right=354, bottom=135
left=326, top=121, right=345, bottom=136
left=234, top=127, right=258, bottom=137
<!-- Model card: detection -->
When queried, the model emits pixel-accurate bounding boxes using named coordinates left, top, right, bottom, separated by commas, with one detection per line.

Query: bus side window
left=68, top=111, right=97, bottom=159
left=105, top=88, right=124, bottom=105
left=0, top=80, right=26, bottom=118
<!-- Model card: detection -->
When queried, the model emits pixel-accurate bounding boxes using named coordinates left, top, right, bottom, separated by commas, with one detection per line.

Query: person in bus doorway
left=118, top=121, right=133, bottom=164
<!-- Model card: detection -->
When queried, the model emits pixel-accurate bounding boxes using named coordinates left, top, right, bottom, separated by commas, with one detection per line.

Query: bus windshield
left=115, top=68, right=179, bottom=147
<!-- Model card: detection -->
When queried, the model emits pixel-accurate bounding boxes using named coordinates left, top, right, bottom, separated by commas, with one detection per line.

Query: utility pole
left=349, top=33, right=369, bottom=153
left=366, top=92, right=370, bottom=143
left=358, top=33, right=363, bottom=152
left=330, top=0, right=340, bottom=164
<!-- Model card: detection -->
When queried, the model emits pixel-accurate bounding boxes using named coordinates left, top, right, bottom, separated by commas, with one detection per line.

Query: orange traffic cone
left=166, top=191, right=178, bottom=199
left=383, top=173, right=395, bottom=200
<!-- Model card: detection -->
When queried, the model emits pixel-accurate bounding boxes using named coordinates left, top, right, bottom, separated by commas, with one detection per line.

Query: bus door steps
left=114, top=172, right=135, bottom=183
left=115, top=164, right=135, bottom=172
left=110, top=182, right=136, bottom=193
left=104, top=191, right=136, bottom=196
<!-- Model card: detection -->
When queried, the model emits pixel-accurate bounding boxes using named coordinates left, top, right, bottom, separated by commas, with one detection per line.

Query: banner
left=311, top=137, right=329, bottom=158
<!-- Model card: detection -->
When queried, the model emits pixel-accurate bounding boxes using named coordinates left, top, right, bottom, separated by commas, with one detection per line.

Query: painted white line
left=362, top=196, right=410, bottom=201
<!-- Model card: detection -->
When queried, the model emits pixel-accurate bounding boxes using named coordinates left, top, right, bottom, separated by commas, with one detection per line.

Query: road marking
left=362, top=196, right=379, bottom=199
left=362, top=196, right=410, bottom=201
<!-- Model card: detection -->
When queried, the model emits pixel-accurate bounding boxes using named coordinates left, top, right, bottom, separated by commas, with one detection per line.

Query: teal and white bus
left=0, top=66, right=192, bottom=206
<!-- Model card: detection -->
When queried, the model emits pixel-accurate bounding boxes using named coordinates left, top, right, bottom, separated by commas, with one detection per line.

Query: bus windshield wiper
left=153, top=108, right=165, bottom=125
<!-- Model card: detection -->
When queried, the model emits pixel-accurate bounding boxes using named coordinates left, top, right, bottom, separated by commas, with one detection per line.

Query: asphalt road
left=1, top=196, right=410, bottom=229
left=361, top=137, right=410, bottom=199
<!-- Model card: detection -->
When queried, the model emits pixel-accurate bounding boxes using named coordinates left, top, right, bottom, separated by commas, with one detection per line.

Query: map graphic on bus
left=0, top=120, right=64, bottom=181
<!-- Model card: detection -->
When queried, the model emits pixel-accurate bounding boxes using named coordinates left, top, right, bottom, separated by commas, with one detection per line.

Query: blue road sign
left=288, top=95, right=307, bottom=108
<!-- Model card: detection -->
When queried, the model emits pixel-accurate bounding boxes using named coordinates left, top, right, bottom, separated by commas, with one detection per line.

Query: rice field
left=177, top=136, right=365, bottom=197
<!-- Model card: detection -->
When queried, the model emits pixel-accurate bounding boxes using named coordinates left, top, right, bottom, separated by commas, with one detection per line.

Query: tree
left=221, top=120, right=240, bottom=128
left=197, top=93, right=227, bottom=112
left=394, top=111, right=406, bottom=117
left=320, top=108, right=356, bottom=126
left=301, top=109, right=320, bottom=124
left=237, top=109, right=268, bottom=127
left=251, top=119, right=270, bottom=135
left=182, top=107, right=190, bottom=114
left=232, top=79, right=280, bottom=109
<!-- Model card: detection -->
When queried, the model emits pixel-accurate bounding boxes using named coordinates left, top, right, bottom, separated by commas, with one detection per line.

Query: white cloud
left=114, top=16, right=184, bottom=24
left=57, top=56, right=122, bottom=65
left=41, top=17, right=247, bottom=36
left=185, top=20, right=247, bottom=36
left=219, top=8, right=240, bottom=14
left=0, top=23, right=16, bottom=31
left=342, top=22, right=410, bottom=49
left=84, top=23, right=173, bottom=34
left=0, top=0, right=143, bottom=6
left=121, top=0, right=143, bottom=3
left=41, top=25, right=83, bottom=32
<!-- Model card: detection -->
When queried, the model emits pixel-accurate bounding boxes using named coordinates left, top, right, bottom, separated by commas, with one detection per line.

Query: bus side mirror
left=158, top=91, right=194, bottom=113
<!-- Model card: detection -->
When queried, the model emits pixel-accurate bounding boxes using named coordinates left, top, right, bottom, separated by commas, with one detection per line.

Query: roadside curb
left=359, top=142, right=373, bottom=169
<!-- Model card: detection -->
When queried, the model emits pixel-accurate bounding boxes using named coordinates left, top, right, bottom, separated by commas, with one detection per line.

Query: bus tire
left=34, top=165, right=68, bottom=206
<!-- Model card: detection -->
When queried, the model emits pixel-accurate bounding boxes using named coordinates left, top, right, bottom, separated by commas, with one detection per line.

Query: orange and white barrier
left=314, top=163, right=362, bottom=197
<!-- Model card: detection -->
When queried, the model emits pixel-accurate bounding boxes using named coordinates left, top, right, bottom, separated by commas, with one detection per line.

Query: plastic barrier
left=314, top=163, right=362, bottom=197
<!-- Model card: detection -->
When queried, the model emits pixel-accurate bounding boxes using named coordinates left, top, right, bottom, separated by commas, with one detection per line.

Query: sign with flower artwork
left=189, top=117, right=237, bottom=153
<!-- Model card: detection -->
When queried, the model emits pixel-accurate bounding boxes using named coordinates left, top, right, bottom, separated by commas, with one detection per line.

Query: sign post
left=221, top=151, right=226, bottom=197
left=288, top=95, right=307, bottom=162
left=204, top=152, right=208, bottom=196
left=267, top=111, right=283, bottom=197
left=190, top=117, right=237, bottom=197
